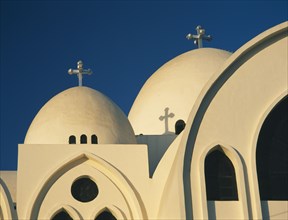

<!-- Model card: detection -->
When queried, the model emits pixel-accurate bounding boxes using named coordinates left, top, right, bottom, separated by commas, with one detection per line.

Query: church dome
left=24, top=87, right=136, bottom=144
left=128, top=48, right=231, bottom=135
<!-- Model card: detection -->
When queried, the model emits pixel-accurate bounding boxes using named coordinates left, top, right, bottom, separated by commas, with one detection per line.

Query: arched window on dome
left=69, top=135, right=76, bottom=144
left=80, top=134, right=87, bottom=144
left=175, top=119, right=186, bottom=134
left=95, top=210, right=117, bottom=220
left=51, top=209, right=73, bottom=220
left=91, top=135, right=98, bottom=144
left=205, top=148, right=238, bottom=200
left=256, top=96, right=288, bottom=200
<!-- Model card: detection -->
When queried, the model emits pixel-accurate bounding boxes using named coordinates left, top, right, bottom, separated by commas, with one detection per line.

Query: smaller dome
left=25, top=87, right=136, bottom=144
left=129, top=48, right=232, bottom=135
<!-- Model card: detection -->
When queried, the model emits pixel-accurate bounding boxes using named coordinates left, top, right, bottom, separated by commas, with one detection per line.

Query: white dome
left=128, top=48, right=231, bottom=135
left=25, top=87, right=136, bottom=144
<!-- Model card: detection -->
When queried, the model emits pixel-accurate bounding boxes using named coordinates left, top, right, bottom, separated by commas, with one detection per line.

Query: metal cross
left=68, top=60, right=92, bottom=86
left=159, top=107, right=175, bottom=134
left=186, top=25, right=212, bottom=48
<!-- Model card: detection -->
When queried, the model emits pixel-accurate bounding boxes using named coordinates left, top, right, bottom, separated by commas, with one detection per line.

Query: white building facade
left=0, top=22, right=287, bottom=220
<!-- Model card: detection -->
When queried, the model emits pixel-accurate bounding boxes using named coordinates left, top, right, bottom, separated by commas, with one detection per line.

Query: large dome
left=25, top=87, right=136, bottom=144
left=128, top=48, right=231, bottom=135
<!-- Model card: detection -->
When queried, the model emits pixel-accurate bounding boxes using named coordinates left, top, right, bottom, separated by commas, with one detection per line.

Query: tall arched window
left=80, top=134, right=87, bottom=144
left=95, top=210, right=117, bottom=220
left=69, top=135, right=76, bottom=144
left=175, top=119, right=186, bottom=134
left=91, top=135, right=98, bottom=144
left=205, top=148, right=238, bottom=200
left=51, top=210, right=73, bottom=220
left=256, top=96, right=288, bottom=200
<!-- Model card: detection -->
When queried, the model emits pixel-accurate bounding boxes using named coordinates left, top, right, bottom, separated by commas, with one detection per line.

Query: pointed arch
left=51, top=210, right=72, bottom=220
left=94, top=208, right=118, bottom=220
left=205, top=147, right=238, bottom=200
left=26, top=152, right=146, bottom=220
left=91, top=205, right=126, bottom=220
left=196, top=143, right=249, bottom=219
left=47, top=205, right=81, bottom=220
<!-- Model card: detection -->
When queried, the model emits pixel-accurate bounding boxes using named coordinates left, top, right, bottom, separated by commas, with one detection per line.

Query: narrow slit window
left=91, top=135, right=98, bottom=144
left=69, top=135, right=76, bottom=144
left=80, top=134, right=87, bottom=144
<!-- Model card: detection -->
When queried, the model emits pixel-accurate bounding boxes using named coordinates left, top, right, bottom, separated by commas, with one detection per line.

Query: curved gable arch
left=0, top=179, right=18, bottom=220
left=26, top=152, right=146, bottom=220
left=179, top=22, right=287, bottom=219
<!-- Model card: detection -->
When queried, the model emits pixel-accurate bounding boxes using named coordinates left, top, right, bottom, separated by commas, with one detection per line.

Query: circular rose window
left=71, top=176, right=98, bottom=202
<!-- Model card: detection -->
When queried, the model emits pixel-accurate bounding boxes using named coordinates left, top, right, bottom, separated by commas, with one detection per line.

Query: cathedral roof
left=128, top=48, right=232, bottom=135
left=24, top=86, right=136, bottom=144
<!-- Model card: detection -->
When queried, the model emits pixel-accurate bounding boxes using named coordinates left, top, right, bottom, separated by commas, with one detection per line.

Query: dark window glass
left=91, top=135, right=98, bottom=144
left=95, top=211, right=117, bottom=220
left=52, top=210, right=73, bottom=220
left=256, top=96, right=288, bottom=200
left=69, top=135, right=76, bottom=144
left=175, top=120, right=186, bottom=135
left=71, top=177, right=98, bottom=202
left=205, top=149, right=238, bottom=200
left=80, top=134, right=87, bottom=144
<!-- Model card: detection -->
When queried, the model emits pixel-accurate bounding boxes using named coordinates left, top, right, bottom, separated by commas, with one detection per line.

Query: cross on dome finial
left=68, top=60, right=92, bottom=86
left=186, top=25, right=212, bottom=48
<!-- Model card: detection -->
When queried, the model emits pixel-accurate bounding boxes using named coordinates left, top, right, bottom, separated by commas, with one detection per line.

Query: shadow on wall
left=159, top=107, right=175, bottom=134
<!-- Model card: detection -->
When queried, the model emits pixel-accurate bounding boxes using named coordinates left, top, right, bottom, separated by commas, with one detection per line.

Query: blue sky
left=1, top=0, right=287, bottom=170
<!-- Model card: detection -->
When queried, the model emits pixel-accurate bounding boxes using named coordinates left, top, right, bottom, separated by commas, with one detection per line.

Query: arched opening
left=256, top=96, right=288, bottom=200
left=95, top=210, right=117, bottom=220
left=69, top=135, right=76, bottom=144
left=205, top=148, right=238, bottom=200
left=80, top=134, right=87, bottom=144
left=91, top=135, right=98, bottom=144
left=51, top=210, right=73, bottom=220
left=175, top=119, right=186, bottom=134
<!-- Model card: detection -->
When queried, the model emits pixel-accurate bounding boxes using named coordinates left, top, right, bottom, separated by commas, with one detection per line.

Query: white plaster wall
left=17, top=144, right=149, bottom=219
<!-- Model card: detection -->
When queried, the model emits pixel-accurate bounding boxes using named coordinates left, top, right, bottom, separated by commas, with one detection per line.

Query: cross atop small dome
left=186, top=25, right=212, bottom=48
left=68, top=60, right=92, bottom=86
